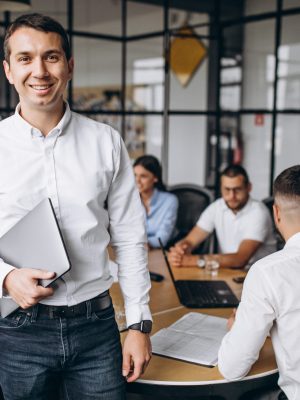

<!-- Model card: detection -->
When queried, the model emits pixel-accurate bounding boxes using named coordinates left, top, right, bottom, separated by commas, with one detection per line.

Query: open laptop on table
left=159, top=239, right=239, bottom=308
left=0, top=198, right=71, bottom=317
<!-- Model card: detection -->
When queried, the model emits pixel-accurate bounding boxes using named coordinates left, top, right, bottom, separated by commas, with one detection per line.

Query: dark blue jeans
left=0, top=302, right=125, bottom=400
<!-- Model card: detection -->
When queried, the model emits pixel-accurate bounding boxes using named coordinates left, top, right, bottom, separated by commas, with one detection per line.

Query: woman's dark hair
left=133, top=155, right=166, bottom=191
left=4, top=13, right=71, bottom=63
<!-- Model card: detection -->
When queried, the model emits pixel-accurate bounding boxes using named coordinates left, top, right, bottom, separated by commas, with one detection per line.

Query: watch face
left=142, top=320, right=152, bottom=333
left=197, top=258, right=205, bottom=268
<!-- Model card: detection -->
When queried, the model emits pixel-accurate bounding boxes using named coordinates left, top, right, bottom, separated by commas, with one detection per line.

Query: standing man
left=0, top=13, right=151, bottom=400
left=218, top=165, right=300, bottom=400
left=168, top=165, right=276, bottom=269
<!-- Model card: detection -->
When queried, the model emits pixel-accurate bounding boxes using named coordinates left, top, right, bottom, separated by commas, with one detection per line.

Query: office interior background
left=0, top=0, right=300, bottom=200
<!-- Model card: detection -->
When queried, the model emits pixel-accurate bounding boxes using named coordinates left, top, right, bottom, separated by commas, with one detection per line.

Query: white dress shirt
left=197, top=197, right=276, bottom=265
left=218, top=232, right=300, bottom=399
left=0, top=103, right=151, bottom=326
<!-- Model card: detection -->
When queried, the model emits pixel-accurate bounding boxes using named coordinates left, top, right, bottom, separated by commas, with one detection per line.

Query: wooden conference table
left=110, top=250, right=278, bottom=400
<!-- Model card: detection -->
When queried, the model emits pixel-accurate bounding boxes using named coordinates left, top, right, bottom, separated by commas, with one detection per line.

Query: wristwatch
left=128, top=320, right=152, bottom=334
left=197, top=256, right=206, bottom=268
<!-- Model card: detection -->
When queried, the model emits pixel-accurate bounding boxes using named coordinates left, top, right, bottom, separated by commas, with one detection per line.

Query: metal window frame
left=0, top=0, right=300, bottom=196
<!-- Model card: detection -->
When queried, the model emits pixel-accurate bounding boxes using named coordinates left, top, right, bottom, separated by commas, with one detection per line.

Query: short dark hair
left=133, top=155, right=166, bottom=191
left=4, top=13, right=71, bottom=62
left=273, top=165, right=300, bottom=199
left=221, top=164, right=249, bottom=185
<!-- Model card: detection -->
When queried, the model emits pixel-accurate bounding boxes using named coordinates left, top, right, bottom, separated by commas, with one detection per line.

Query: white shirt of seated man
left=168, top=170, right=276, bottom=270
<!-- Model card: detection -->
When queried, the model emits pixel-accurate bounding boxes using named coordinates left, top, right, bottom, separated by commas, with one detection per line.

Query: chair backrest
left=262, top=196, right=274, bottom=216
left=262, top=196, right=285, bottom=250
left=168, top=184, right=213, bottom=253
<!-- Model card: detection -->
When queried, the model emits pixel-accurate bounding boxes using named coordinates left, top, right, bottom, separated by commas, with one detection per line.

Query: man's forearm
left=179, top=226, right=210, bottom=252
left=205, top=253, right=248, bottom=269
left=181, top=253, right=248, bottom=269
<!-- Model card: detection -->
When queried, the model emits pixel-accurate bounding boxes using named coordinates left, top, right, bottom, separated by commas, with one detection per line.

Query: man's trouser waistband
left=22, top=290, right=112, bottom=319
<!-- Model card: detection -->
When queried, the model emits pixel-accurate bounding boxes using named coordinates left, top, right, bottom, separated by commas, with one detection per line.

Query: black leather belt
left=35, top=291, right=111, bottom=319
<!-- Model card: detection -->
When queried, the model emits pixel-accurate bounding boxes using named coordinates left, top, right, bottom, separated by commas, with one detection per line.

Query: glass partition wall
left=1, top=0, right=300, bottom=198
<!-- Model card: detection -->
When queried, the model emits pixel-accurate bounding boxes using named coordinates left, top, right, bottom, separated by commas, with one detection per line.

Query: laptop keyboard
left=177, top=280, right=238, bottom=307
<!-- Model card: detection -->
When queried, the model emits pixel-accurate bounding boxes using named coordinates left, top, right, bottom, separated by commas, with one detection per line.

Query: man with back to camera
left=218, top=165, right=300, bottom=400
left=168, top=164, right=276, bottom=269
left=0, top=13, right=152, bottom=400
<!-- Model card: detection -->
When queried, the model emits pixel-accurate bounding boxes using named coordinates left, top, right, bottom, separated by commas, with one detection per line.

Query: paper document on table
left=151, top=312, right=228, bottom=366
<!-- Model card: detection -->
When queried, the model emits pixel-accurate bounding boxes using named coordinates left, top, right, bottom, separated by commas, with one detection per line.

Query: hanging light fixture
left=0, top=0, right=31, bottom=12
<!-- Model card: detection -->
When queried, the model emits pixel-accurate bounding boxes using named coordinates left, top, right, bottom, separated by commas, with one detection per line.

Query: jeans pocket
left=92, top=304, right=115, bottom=322
left=0, top=312, right=30, bottom=329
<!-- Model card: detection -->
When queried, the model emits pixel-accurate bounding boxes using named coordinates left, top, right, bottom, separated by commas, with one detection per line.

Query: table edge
left=135, top=368, right=279, bottom=386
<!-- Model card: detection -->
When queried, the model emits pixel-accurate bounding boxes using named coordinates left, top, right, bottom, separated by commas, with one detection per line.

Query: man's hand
left=3, top=268, right=56, bottom=309
left=122, top=330, right=152, bottom=382
left=227, top=308, right=237, bottom=330
left=168, top=241, right=191, bottom=267
left=181, top=254, right=201, bottom=267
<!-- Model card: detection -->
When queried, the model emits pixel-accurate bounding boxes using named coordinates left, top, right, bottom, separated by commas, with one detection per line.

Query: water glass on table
left=205, top=260, right=220, bottom=277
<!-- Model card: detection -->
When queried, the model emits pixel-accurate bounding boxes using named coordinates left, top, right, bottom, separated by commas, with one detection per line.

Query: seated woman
left=134, top=155, right=178, bottom=248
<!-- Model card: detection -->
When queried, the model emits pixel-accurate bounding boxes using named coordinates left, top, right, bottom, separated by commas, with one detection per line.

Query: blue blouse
left=143, top=189, right=179, bottom=248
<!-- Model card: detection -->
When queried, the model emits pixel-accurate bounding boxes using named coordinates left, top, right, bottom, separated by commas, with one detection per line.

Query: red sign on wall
left=255, top=114, right=265, bottom=126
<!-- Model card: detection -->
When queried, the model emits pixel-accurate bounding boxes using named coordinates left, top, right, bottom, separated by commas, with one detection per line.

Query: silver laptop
left=0, top=198, right=71, bottom=317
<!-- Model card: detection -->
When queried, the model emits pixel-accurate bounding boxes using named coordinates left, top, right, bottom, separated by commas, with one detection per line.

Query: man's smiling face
left=3, top=27, right=73, bottom=113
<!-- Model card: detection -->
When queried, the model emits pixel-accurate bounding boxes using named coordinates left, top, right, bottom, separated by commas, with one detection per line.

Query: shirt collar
left=150, top=188, right=159, bottom=206
left=220, top=196, right=252, bottom=217
left=14, top=102, right=72, bottom=139
left=284, top=232, right=300, bottom=249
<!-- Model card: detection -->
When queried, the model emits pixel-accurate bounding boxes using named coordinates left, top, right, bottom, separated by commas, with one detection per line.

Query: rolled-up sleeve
left=196, top=202, right=216, bottom=234
left=107, top=136, right=152, bottom=327
left=218, top=263, right=275, bottom=380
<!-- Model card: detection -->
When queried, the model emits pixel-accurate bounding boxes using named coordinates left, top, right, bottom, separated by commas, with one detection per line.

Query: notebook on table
left=151, top=312, right=228, bottom=366
left=0, top=198, right=71, bottom=317
left=159, top=239, right=239, bottom=308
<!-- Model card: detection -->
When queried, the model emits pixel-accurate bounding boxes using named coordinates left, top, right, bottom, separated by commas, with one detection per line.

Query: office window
left=220, top=87, right=241, bottom=111
left=72, top=37, right=122, bottom=111
left=127, top=38, right=164, bottom=112
left=275, top=115, right=300, bottom=177
left=132, top=58, right=164, bottom=112
left=169, top=26, right=209, bottom=111
left=242, top=19, right=276, bottom=110
left=168, top=7, right=209, bottom=30
left=74, top=0, right=121, bottom=35
left=9, top=0, right=67, bottom=27
left=244, top=0, right=276, bottom=16
left=1, top=0, right=300, bottom=195
left=220, top=59, right=242, bottom=111
left=219, top=116, right=242, bottom=169
left=168, top=116, right=207, bottom=186
left=283, top=0, right=300, bottom=10
left=242, top=115, right=272, bottom=199
left=125, top=115, right=163, bottom=161
left=277, top=14, right=300, bottom=110
left=127, top=1, right=163, bottom=36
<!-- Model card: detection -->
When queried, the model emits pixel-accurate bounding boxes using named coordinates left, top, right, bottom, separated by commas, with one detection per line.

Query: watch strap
left=128, top=320, right=152, bottom=333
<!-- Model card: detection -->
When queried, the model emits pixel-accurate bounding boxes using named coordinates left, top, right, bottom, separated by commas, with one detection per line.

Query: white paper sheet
left=151, top=312, right=228, bottom=366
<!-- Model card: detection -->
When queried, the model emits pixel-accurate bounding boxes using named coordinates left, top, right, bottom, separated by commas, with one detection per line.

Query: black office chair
left=262, top=196, right=285, bottom=251
left=167, top=184, right=214, bottom=253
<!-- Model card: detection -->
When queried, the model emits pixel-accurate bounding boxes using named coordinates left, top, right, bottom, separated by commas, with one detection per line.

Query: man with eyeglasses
left=168, top=165, right=276, bottom=269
